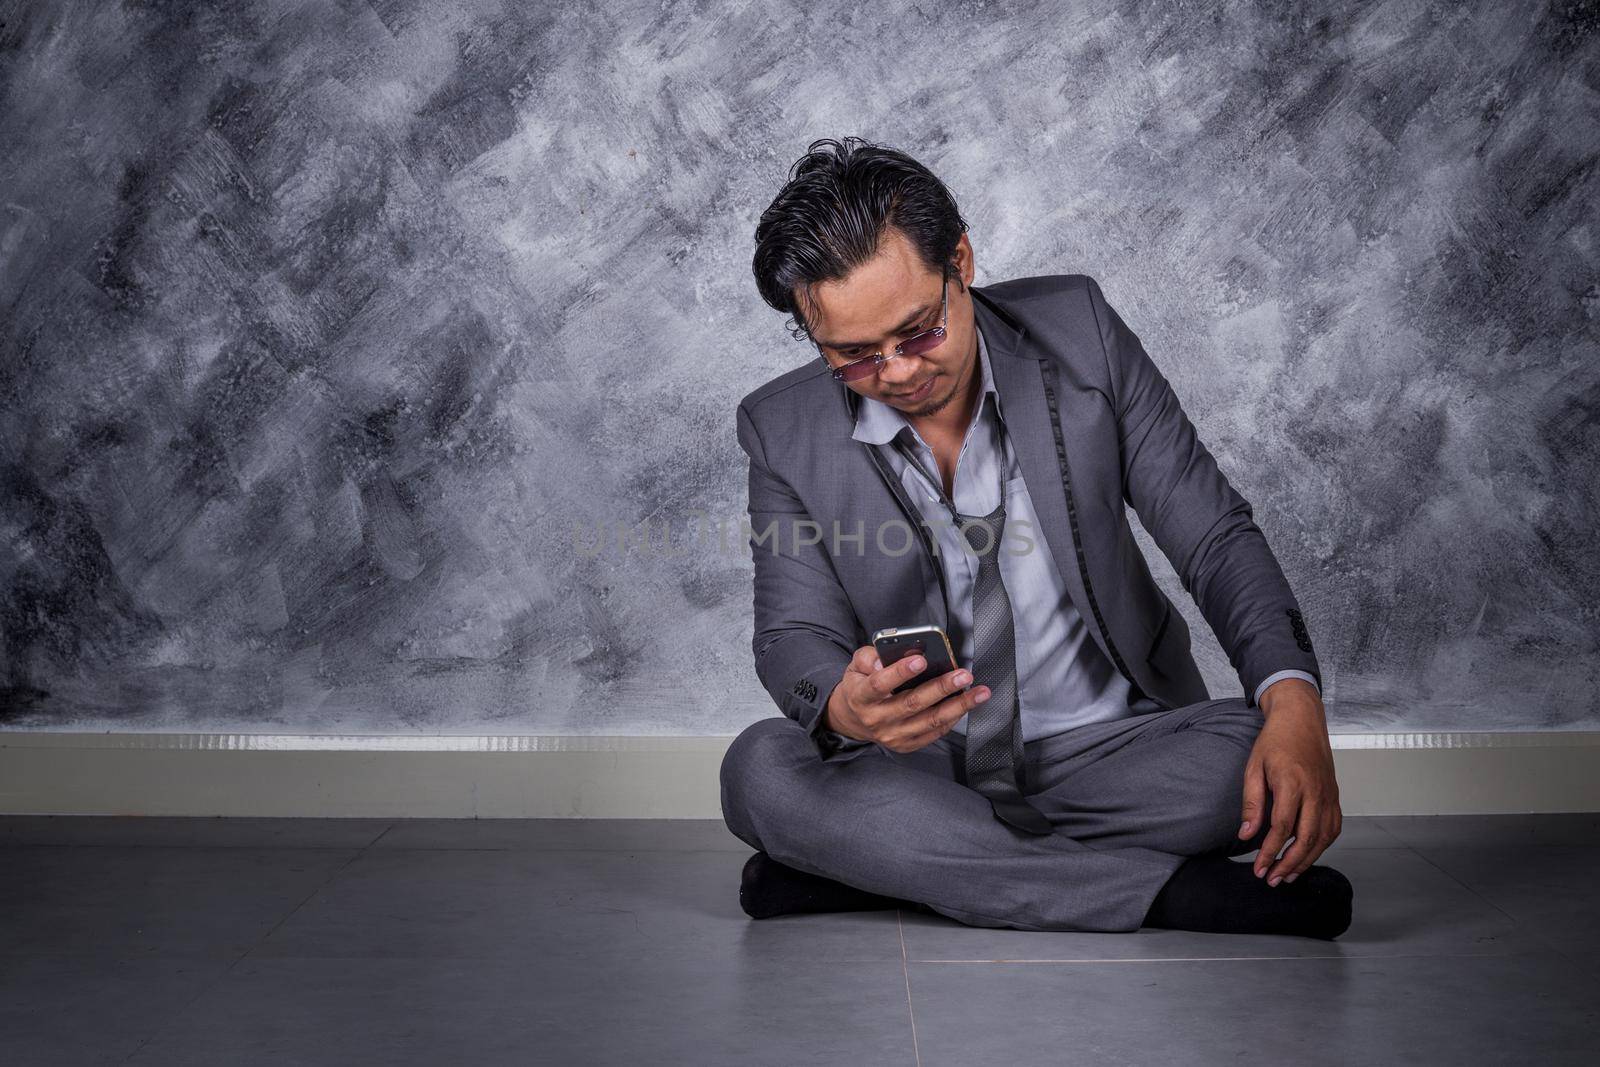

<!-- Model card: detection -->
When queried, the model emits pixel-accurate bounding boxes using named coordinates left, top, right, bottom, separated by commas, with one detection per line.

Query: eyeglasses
left=818, top=267, right=950, bottom=383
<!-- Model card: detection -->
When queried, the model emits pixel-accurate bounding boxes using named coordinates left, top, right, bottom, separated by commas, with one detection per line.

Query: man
left=721, top=137, right=1353, bottom=939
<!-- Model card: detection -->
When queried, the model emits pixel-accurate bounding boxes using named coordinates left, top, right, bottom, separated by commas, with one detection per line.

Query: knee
left=1202, top=700, right=1277, bottom=855
left=1177, top=700, right=1274, bottom=856
left=719, top=717, right=808, bottom=844
left=1221, top=785, right=1278, bottom=857
left=721, top=716, right=805, bottom=794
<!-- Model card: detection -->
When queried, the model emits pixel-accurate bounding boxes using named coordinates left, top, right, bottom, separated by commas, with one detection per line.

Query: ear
left=951, top=233, right=975, bottom=292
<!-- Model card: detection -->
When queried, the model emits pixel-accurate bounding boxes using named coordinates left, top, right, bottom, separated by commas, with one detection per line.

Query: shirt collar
left=850, top=320, right=1000, bottom=447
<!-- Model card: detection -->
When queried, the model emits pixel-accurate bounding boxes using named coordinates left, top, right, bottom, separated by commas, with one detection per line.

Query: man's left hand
left=1239, top=678, right=1342, bottom=886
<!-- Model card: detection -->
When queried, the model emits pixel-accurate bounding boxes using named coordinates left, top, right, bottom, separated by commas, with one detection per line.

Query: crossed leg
left=720, top=696, right=1278, bottom=933
left=1021, top=697, right=1279, bottom=859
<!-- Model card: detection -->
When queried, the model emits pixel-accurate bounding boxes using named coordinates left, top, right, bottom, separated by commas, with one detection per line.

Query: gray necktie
left=956, top=499, right=1054, bottom=836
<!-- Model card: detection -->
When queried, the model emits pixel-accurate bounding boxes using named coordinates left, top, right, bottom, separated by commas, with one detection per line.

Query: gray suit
left=720, top=273, right=1322, bottom=931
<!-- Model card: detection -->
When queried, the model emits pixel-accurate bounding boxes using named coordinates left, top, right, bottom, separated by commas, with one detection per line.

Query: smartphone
left=871, top=624, right=966, bottom=696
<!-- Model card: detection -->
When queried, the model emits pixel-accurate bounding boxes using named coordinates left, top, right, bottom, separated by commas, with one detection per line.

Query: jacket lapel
left=974, top=292, right=1122, bottom=674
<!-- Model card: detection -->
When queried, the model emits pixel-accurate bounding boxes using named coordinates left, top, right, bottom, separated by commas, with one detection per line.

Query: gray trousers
left=719, top=697, right=1280, bottom=933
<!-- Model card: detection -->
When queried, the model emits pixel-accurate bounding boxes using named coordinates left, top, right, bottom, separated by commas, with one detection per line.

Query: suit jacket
left=735, top=273, right=1321, bottom=755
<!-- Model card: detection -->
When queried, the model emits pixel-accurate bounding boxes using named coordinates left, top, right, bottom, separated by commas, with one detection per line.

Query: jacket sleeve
left=737, top=399, right=876, bottom=761
left=1086, top=276, right=1323, bottom=708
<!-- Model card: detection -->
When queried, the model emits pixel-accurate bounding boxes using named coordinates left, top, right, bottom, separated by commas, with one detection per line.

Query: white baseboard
left=1, top=731, right=1597, bottom=818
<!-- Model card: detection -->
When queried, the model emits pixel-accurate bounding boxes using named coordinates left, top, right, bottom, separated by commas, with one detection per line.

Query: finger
left=894, top=683, right=990, bottom=749
left=849, top=644, right=878, bottom=677
left=907, top=677, right=986, bottom=735
left=1282, top=804, right=1341, bottom=884
left=897, top=667, right=973, bottom=719
left=868, top=653, right=927, bottom=698
left=1238, top=760, right=1267, bottom=841
left=1253, top=786, right=1300, bottom=879
left=892, top=652, right=935, bottom=690
left=1266, top=800, right=1321, bottom=885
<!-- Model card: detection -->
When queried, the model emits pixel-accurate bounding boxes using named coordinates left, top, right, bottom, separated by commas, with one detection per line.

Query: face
left=803, top=228, right=977, bottom=420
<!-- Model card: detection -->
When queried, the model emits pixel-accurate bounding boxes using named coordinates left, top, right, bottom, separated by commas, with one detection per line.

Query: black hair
left=751, top=136, right=970, bottom=343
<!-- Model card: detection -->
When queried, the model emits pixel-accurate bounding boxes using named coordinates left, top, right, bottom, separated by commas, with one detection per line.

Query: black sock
left=739, top=851, right=924, bottom=920
left=1142, top=853, right=1354, bottom=940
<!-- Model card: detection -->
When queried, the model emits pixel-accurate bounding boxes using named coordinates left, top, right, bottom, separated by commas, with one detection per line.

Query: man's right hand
left=821, top=644, right=993, bottom=753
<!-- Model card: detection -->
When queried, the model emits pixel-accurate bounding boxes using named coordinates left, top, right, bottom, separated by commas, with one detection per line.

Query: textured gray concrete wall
left=1, top=1, right=1595, bottom=733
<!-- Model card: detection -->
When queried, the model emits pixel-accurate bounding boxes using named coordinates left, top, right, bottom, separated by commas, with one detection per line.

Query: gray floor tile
left=0, top=815, right=393, bottom=850
left=1406, top=844, right=1600, bottom=978
left=906, top=951, right=1600, bottom=1066
left=371, top=816, right=749, bottom=851
left=0, top=955, right=235, bottom=1066
left=899, top=848, right=1553, bottom=962
left=251, top=847, right=907, bottom=962
left=1374, top=813, right=1600, bottom=849
left=0, top=846, right=361, bottom=958
left=124, top=955, right=917, bottom=1067
left=8, top=815, right=1600, bottom=1066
